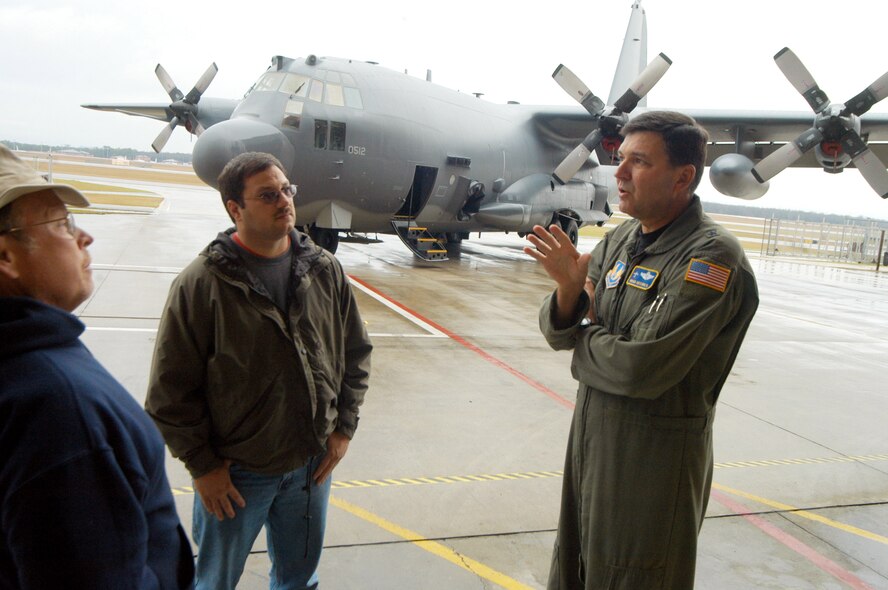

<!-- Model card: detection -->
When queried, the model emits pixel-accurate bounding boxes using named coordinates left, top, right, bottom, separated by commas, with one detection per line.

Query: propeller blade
left=191, top=118, right=207, bottom=136
left=612, top=53, right=672, bottom=113
left=151, top=118, right=178, bottom=153
left=837, top=129, right=888, bottom=198
left=184, top=63, right=219, bottom=105
left=155, top=64, right=183, bottom=102
left=553, top=129, right=603, bottom=185
left=751, top=127, right=823, bottom=183
left=773, top=47, right=829, bottom=114
left=852, top=148, right=888, bottom=198
left=553, top=64, right=605, bottom=116
left=841, top=69, right=888, bottom=117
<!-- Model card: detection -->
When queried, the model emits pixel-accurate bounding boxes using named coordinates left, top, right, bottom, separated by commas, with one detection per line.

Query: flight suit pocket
left=604, top=563, right=665, bottom=589
left=629, top=295, right=673, bottom=341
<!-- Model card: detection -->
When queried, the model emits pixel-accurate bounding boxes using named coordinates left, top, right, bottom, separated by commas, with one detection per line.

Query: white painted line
left=347, top=277, right=447, bottom=338
left=84, top=326, right=438, bottom=339
left=85, top=327, right=158, bottom=333
left=92, top=263, right=183, bottom=273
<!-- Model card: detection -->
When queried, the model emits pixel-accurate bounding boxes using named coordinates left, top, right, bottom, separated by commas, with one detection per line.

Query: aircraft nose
left=192, top=118, right=296, bottom=188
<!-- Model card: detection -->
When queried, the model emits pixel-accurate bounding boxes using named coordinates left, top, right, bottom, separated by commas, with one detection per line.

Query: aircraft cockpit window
left=253, top=72, right=285, bottom=92
left=330, top=121, right=346, bottom=151
left=340, top=73, right=356, bottom=86
left=343, top=87, right=363, bottom=109
left=280, top=73, right=310, bottom=97
left=325, top=71, right=341, bottom=83
left=325, top=84, right=345, bottom=107
left=314, top=120, right=328, bottom=149
left=309, top=80, right=324, bottom=102
left=283, top=100, right=304, bottom=129
left=313, top=119, right=346, bottom=151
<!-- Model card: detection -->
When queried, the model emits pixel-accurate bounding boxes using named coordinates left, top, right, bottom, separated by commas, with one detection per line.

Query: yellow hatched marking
left=330, top=496, right=533, bottom=590
left=715, top=454, right=888, bottom=470
left=382, top=479, right=408, bottom=486
left=714, top=483, right=888, bottom=546
left=173, top=454, right=888, bottom=495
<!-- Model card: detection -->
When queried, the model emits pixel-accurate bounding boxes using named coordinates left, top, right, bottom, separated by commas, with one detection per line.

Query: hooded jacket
left=146, top=228, right=372, bottom=478
left=0, top=297, right=193, bottom=589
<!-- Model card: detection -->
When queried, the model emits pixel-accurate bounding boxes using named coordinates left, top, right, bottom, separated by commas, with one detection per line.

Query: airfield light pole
left=877, top=229, right=886, bottom=272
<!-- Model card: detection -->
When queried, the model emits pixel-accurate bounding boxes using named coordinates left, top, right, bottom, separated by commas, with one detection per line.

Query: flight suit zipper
left=608, top=249, right=648, bottom=334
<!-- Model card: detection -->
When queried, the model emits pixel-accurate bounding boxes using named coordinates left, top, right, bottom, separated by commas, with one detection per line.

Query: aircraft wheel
left=561, top=218, right=579, bottom=247
left=309, top=226, right=340, bottom=254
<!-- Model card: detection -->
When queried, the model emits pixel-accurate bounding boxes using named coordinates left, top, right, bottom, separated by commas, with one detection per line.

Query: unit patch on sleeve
left=626, top=265, right=659, bottom=290
left=685, top=258, right=731, bottom=292
left=605, top=260, right=626, bottom=289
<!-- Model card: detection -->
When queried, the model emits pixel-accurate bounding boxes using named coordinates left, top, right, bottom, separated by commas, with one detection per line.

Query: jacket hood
left=0, top=297, right=84, bottom=360
left=201, top=227, right=325, bottom=281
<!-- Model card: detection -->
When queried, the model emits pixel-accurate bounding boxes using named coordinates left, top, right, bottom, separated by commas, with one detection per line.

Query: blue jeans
left=192, top=457, right=331, bottom=590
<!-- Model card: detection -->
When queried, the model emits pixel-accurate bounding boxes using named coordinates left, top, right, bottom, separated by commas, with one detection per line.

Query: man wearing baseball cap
left=0, top=144, right=194, bottom=588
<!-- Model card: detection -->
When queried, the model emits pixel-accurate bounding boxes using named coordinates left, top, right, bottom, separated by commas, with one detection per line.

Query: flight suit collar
left=636, top=195, right=704, bottom=256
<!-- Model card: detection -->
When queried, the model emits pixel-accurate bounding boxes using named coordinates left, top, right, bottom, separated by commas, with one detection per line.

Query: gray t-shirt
left=237, top=244, right=293, bottom=312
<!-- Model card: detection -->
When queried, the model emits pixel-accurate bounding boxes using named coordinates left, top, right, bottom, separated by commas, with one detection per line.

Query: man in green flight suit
left=525, top=111, right=759, bottom=589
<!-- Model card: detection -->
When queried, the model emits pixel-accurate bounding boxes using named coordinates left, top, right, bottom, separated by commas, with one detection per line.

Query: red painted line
left=710, top=490, right=875, bottom=590
left=350, top=275, right=575, bottom=410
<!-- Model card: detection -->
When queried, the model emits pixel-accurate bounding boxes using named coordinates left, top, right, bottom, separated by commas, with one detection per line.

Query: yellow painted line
left=327, top=469, right=567, bottom=489
left=714, top=453, right=888, bottom=471
left=330, top=496, right=532, bottom=589
left=171, top=454, right=888, bottom=496
left=713, top=483, right=888, bottom=546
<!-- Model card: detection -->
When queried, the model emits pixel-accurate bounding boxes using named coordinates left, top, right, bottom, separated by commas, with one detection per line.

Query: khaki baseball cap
left=0, top=144, right=90, bottom=210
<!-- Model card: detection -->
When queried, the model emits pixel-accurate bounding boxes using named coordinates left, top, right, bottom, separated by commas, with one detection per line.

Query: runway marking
left=348, top=276, right=447, bottom=338
left=168, top=452, right=888, bottom=496
left=91, top=263, right=183, bottom=273
left=715, top=453, right=888, bottom=470
left=85, top=327, right=158, bottom=333
left=83, top=325, right=439, bottom=339
left=331, top=469, right=564, bottom=490
left=713, top=483, right=888, bottom=547
left=711, top=489, right=877, bottom=590
left=330, top=496, right=533, bottom=590
left=348, top=275, right=576, bottom=409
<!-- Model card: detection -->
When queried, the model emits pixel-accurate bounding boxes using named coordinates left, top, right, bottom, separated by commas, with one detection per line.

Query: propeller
left=151, top=62, right=218, bottom=153
left=752, top=48, right=888, bottom=198
left=552, top=53, right=672, bottom=185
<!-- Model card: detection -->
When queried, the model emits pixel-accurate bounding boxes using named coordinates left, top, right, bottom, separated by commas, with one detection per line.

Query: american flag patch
left=685, top=258, right=731, bottom=292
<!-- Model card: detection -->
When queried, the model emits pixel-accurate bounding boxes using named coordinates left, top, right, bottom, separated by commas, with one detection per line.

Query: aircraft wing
left=81, top=103, right=174, bottom=122
left=531, top=107, right=888, bottom=168
left=81, top=98, right=239, bottom=130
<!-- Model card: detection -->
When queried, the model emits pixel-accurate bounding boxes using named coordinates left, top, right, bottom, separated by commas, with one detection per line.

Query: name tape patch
left=626, top=266, right=659, bottom=290
left=685, top=258, right=731, bottom=292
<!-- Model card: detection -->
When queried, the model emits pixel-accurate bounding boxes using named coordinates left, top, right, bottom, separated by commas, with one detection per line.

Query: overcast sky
left=3, top=0, right=888, bottom=219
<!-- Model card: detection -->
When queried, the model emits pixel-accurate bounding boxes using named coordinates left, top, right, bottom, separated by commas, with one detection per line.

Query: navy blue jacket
left=0, top=297, right=193, bottom=589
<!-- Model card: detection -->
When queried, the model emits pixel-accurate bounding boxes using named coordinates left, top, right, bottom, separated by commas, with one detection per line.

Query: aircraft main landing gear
left=308, top=225, right=340, bottom=254
left=560, top=218, right=579, bottom=247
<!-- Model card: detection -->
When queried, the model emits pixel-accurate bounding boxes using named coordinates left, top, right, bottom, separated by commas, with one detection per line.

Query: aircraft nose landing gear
left=308, top=225, right=340, bottom=253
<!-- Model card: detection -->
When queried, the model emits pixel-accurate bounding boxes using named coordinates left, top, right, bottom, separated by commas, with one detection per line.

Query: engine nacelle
left=709, top=153, right=770, bottom=200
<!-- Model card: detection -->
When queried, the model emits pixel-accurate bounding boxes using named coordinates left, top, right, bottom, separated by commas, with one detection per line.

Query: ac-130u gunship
left=84, top=1, right=888, bottom=260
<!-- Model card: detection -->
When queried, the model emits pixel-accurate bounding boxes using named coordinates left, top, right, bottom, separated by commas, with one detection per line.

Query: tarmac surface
left=70, top=175, right=888, bottom=589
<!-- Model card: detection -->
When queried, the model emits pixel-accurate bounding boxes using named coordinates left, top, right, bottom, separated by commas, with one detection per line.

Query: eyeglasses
left=0, top=212, right=77, bottom=237
left=245, top=185, right=297, bottom=205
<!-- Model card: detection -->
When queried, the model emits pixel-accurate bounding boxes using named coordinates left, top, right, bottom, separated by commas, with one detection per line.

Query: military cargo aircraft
left=83, top=0, right=888, bottom=260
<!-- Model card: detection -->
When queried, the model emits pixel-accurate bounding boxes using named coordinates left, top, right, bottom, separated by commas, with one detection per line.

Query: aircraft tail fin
left=607, top=1, right=648, bottom=106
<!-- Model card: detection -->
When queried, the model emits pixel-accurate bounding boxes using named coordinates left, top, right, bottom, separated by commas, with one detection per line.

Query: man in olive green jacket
left=146, top=152, right=371, bottom=589
left=525, top=112, right=758, bottom=589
